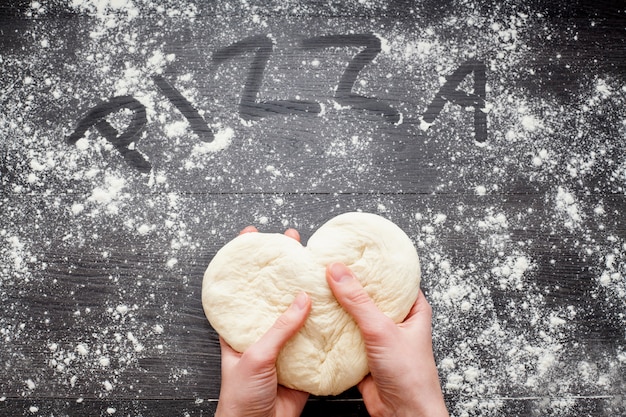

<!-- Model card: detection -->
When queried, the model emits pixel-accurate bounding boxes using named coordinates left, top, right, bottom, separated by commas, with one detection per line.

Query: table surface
left=0, top=0, right=625, bottom=416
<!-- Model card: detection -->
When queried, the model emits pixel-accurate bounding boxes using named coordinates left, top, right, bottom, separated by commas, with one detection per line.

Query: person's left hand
left=215, top=227, right=312, bottom=417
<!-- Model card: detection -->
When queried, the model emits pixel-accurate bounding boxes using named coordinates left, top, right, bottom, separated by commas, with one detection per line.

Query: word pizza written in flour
left=68, top=34, right=487, bottom=174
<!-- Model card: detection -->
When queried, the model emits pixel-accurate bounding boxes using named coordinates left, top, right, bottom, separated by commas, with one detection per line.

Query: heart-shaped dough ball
left=202, top=212, right=421, bottom=395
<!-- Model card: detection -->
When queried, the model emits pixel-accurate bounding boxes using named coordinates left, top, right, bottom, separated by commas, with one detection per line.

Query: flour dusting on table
left=0, top=0, right=624, bottom=415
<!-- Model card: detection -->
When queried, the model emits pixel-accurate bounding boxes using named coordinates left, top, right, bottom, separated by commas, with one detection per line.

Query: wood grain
left=0, top=1, right=624, bottom=416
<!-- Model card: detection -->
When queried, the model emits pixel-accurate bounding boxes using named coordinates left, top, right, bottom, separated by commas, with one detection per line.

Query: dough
left=202, top=212, right=421, bottom=395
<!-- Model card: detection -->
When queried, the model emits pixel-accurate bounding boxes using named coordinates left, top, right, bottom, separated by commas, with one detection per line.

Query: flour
left=88, top=176, right=126, bottom=205
left=521, top=115, right=541, bottom=132
left=25, top=379, right=36, bottom=390
left=191, top=127, right=235, bottom=154
left=555, top=187, right=583, bottom=229
left=0, top=0, right=624, bottom=415
left=76, top=343, right=89, bottom=356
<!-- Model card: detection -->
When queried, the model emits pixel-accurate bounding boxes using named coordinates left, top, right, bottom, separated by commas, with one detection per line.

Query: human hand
left=215, top=226, right=311, bottom=417
left=326, top=262, right=449, bottom=417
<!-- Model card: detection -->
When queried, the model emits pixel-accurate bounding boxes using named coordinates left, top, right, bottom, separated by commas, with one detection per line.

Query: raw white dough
left=202, top=212, right=421, bottom=395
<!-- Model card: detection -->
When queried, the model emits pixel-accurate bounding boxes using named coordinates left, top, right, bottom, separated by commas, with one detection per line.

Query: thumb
left=326, top=263, right=393, bottom=342
left=244, top=291, right=311, bottom=366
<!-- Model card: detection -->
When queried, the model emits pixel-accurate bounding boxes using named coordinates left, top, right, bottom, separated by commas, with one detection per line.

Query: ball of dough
left=202, top=212, right=421, bottom=395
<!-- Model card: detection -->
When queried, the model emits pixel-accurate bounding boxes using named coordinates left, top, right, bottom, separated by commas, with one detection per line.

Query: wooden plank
left=1, top=193, right=624, bottom=411
left=1, top=1, right=625, bottom=416
left=0, top=393, right=623, bottom=416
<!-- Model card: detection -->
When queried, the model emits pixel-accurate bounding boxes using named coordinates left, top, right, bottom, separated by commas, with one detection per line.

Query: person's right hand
left=326, top=262, right=449, bottom=417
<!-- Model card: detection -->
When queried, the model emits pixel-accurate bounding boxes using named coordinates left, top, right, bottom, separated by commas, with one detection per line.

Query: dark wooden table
left=1, top=0, right=624, bottom=416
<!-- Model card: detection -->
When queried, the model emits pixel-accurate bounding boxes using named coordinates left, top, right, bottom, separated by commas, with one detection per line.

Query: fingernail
left=329, top=263, right=353, bottom=283
left=293, top=291, right=308, bottom=310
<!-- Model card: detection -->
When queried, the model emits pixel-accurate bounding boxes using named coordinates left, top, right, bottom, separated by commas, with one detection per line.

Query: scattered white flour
left=521, top=114, right=541, bottom=132
left=0, top=0, right=623, bottom=416
left=555, top=186, right=583, bottom=229
left=164, top=120, right=189, bottom=138
left=25, top=379, right=36, bottom=390
left=76, top=343, right=89, bottom=356
left=88, top=175, right=126, bottom=205
left=192, top=127, right=235, bottom=154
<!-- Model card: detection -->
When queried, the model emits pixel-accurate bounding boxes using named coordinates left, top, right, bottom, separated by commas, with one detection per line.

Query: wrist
left=215, top=401, right=244, bottom=417
left=396, top=371, right=449, bottom=417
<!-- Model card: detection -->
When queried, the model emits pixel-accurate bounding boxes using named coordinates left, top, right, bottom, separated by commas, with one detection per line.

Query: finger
left=239, top=225, right=258, bottom=235
left=277, top=386, right=310, bottom=415
left=399, top=291, right=435, bottom=347
left=400, top=290, right=432, bottom=326
left=244, top=291, right=311, bottom=365
left=218, top=336, right=242, bottom=369
left=405, top=289, right=431, bottom=316
left=357, top=376, right=383, bottom=413
left=326, top=263, right=394, bottom=342
left=284, top=228, right=300, bottom=242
